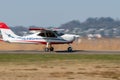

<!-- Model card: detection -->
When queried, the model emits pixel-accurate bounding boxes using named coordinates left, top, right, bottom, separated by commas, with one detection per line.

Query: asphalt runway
left=0, top=50, right=120, bottom=54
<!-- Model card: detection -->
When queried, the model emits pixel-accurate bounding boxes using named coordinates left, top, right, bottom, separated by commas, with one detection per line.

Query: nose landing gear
left=68, top=47, right=73, bottom=52
left=67, top=44, right=73, bottom=52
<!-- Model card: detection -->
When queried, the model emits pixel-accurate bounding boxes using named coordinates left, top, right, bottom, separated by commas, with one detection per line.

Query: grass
left=0, top=53, right=119, bottom=62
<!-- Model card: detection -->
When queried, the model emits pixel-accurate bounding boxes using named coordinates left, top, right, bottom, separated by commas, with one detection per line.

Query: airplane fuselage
left=4, top=32, right=73, bottom=44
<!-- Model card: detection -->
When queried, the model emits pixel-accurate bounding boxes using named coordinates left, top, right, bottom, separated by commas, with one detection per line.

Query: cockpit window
left=37, top=30, right=57, bottom=37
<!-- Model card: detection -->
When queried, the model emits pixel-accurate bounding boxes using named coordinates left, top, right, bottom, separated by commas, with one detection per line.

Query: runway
left=0, top=50, right=120, bottom=54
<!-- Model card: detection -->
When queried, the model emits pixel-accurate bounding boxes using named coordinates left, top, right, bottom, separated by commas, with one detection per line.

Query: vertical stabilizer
left=0, top=22, right=18, bottom=42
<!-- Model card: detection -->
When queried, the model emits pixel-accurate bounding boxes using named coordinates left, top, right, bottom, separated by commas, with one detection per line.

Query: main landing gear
left=44, top=42, right=54, bottom=52
left=44, top=47, right=54, bottom=52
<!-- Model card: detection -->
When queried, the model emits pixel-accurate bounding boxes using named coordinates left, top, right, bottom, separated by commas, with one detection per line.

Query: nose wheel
left=67, top=44, right=73, bottom=52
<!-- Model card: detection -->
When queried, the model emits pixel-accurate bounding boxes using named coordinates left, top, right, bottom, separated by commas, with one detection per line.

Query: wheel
left=44, top=48, right=49, bottom=52
left=68, top=47, right=73, bottom=52
left=50, top=47, right=54, bottom=51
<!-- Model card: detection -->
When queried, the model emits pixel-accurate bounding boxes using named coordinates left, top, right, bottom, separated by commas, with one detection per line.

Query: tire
left=50, top=47, right=54, bottom=51
left=68, top=47, right=72, bottom=52
left=44, top=48, right=49, bottom=52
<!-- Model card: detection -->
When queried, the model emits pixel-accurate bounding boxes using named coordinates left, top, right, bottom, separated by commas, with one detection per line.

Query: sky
left=0, top=0, right=120, bottom=27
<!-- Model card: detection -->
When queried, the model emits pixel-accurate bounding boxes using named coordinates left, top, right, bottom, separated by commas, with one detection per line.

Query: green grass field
left=0, top=53, right=120, bottom=63
left=0, top=53, right=120, bottom=80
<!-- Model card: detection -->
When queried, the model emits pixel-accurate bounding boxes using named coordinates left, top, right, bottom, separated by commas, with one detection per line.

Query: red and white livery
left=0, top=22, right=77, bottom=52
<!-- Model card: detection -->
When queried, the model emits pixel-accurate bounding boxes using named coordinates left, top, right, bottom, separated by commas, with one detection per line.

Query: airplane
left=0, top=22, right=79, bottom=52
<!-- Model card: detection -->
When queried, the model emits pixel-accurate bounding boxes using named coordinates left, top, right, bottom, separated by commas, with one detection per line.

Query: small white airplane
left=0, top=22, right=79, bottom=52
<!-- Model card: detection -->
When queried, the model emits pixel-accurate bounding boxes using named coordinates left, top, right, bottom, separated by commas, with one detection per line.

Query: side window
left=37, top=30, right=57, bottom=37
left=38, top=32, right=46, bottom=37
left=46, top=31, right=56, bottom=37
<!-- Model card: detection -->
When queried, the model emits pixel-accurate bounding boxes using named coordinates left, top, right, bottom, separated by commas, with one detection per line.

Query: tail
left=0, top=22, right=18, bottom=42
